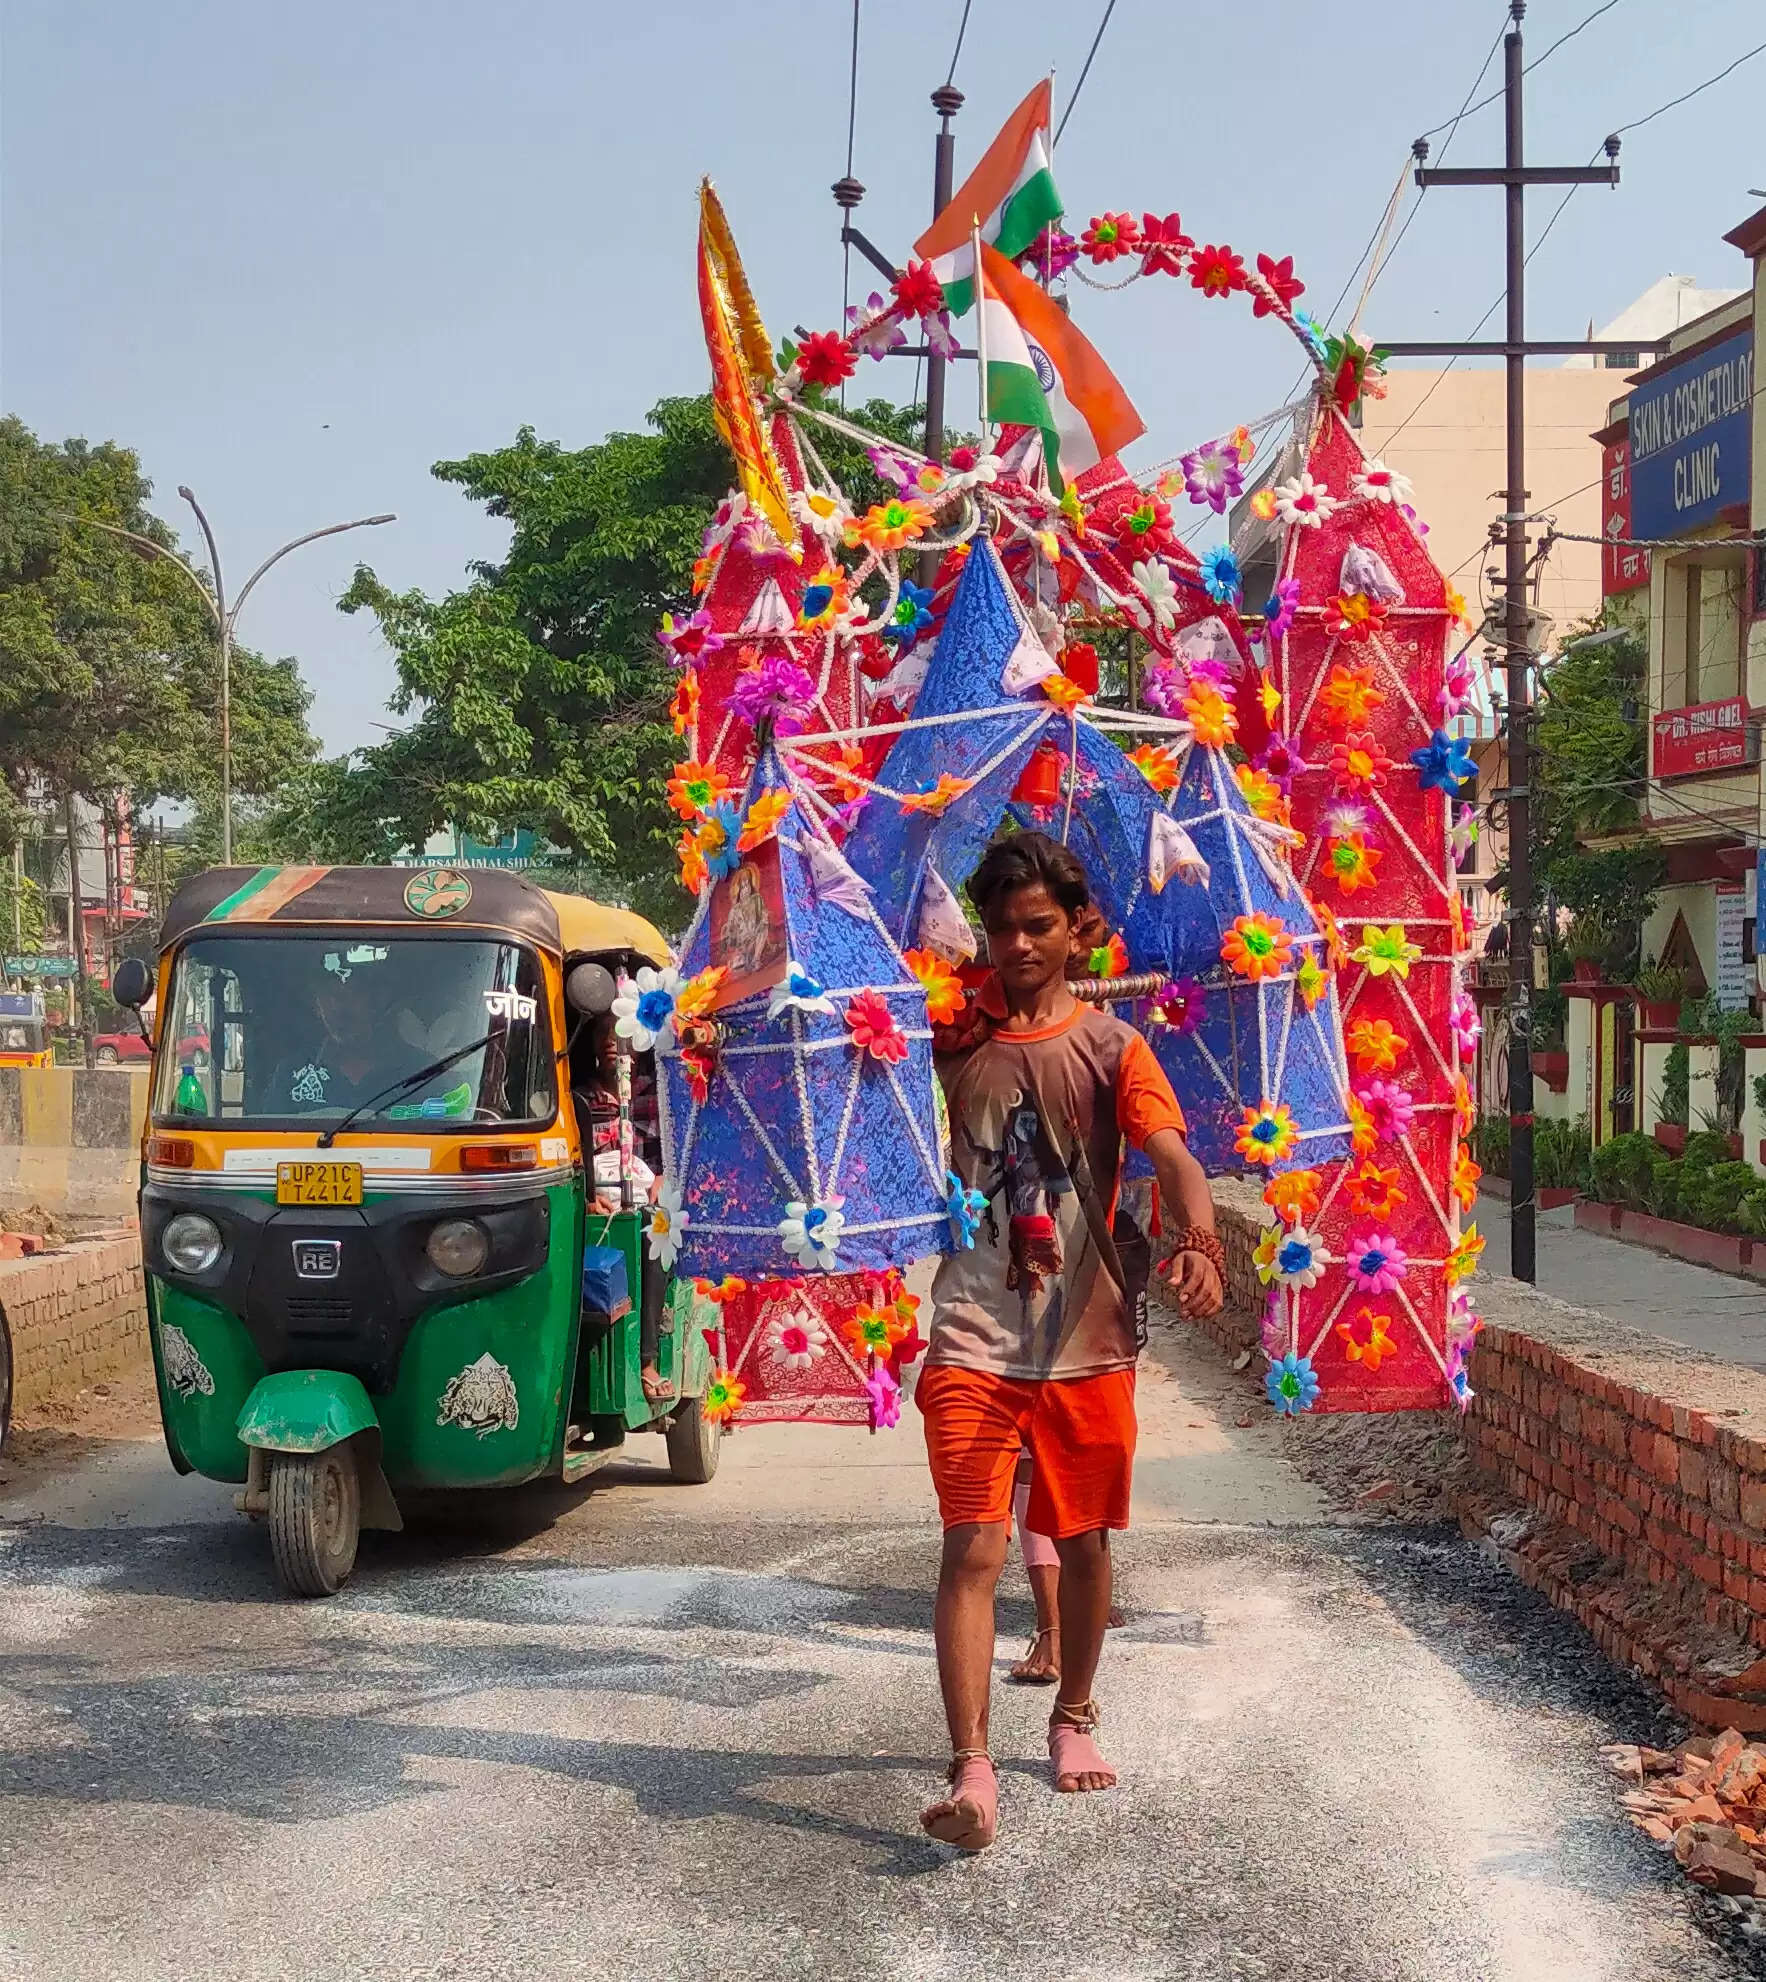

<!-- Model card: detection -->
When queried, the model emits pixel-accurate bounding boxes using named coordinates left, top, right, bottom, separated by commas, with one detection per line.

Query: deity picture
left=709, top=836, right=788, bottom=1009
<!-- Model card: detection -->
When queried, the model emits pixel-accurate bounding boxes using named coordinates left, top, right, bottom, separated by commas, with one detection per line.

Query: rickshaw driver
left=272, top=968, right=398, bottom=1115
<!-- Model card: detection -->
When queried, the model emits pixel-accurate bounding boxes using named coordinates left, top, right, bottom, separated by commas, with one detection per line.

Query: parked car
left=93, top=1027, right=209, bottom=1068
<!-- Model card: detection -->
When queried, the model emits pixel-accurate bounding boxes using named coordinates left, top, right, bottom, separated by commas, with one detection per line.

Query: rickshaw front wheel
left=665, top=1393, right=721, bottom=1485
left=267, top=1444, right=361, bottom=1596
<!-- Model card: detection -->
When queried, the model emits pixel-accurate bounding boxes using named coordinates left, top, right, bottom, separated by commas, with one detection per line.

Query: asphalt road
left=1, top=1326, right=1757, bottom=1982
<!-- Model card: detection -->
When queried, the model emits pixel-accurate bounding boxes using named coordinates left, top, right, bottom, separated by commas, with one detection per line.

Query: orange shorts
left=915, top=1362, right=1136, bottom=1538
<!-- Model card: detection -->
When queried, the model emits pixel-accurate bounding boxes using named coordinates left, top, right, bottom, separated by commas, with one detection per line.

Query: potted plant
left=1529, top=986, right=1569, bottom=1090
left=1564, top=912, right=1612, bottom=984
left=1754, top=1071, right=1766, bottom=1165
left=1633, top=958, right=1687, bottom=1031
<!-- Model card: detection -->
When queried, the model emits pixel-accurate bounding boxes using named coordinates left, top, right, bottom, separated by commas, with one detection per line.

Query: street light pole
left=65, top=501, right=395, bottom=864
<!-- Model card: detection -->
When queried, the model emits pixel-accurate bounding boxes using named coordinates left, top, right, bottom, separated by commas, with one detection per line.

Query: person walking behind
left=917, top=833, right=1224, bottom=1851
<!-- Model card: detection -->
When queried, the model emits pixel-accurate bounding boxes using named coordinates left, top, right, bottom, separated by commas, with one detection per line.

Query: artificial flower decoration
left=1347, top=1092, right=1376, bottom=1159
left=1294, top=949, right=1328, bottom=1010
left=1183, top=682, right=1238, bottom=747
left=1269, top=1223, right=1332, bottom=1290
left=694, top=801, right=744, bottom=883
left=1260, top=578, right=1302, bottom=643
left=1182, top=437, right=1245, bottom=514
left=702, top=1369, right=746, bottom=1424
left=1201, top=544, right=1243, bottom=606
left=1337, top=1309, right=1397, bottom=1372
left=1346, top=1016, right=1408, bottom=1075
left=1255, top=735, right=1309, bottom=796
left=1318, top=662, right=1386, bottom=728
left=1154, top=978, right=1206, bottom=1034
left=1355, top=1076, right=1416, bottom=1142
left=1250, top=487, right=1280, bottom=522
left=1329, top=734, right=1392, bottom=794
left=728, top=656, right=817, bottom=737
left=851, top=495, right=933, bottom=554
left=1116, top=496, right=1176, bottom=558
left=1327, top=833, right=1382, bottom=894
left=796, top=330, right=858, bottom=388
left=1346, top=1232, right=1409, bottom=1297
left=644, top=1181, right=690, bottom=1269
left=779, top=1196, right=847, bottom=1271
left=1444, top=585, right=1469, bottom=627
left=1087, top=933, right=1129, bottom=979
left=1129, top=744, right=1182, bottom=793
left=657, top=608, right=724, bottom=669
left=678, top=1025, right=718, bottom=1104
left=1222, top=912, right=1293, bottom=982
left=1410, top=728, right=1478, bottom=796
left=864, top=1362, right=904, bottom=1430
left=1444, top=1224, right=1485, bottom=1286
left=1454, top=1142, right=1482, bottom=1211
left=1328, top=591, right=1387, bottom=644
left=696, top=1274, right=748, bottom=1305
left=673, top=966, right=727, bottom=1027
left=1452, top=1072, right=1475, bottom=1136
left=1138, top=210, right=1194, bottom=277
left=847, top=292, right=906, bottom=359
left=843, top=1299, right=908, bottom=1361
left=676, top=829, right=708, bottom=894
left=1438, top=656, right=1476, bottom=721
left=900, top=772, right=974, bottom=816
left=1266, top=1351, right=1320, bottom=1416
left=1042, top=672, right=1090, bottom=711
left=1272, top=472, right=1340, bottom=529
left=1082, top=211, right=1141, bottom=262
left=1237, top=766, right=1288, bottom=822
left=1260, top=677, right=1283, bottom=722
left=1447, top=1286, right=1482, bottom=1351
left=925, top=312, right=962, bottom=363
left=1264, top=1168, right=1323, bottom=1226
left=1321, top=798, right=1373, bottom=843
left=792, top=488, right=848, bottom=551
left=904, top=948, right=965, bottom=1024
left=1251, top=251, right=1306, bottom=316
left=764, top=962, right=836, bottom=1023
left=1447, top=1345, right=1475, bottom=1411
left=797, top=564, right=851, bottom=633
left=670, top=669, right=699, bottom=736
left=1347, top=1160, right=1407, bottom=1220
left=1131, top=556, right=1181, bottom=628
left=1235, top=1100, right=1300, bottom=1167
left=765, top=1312, right=823, bottom=1373
left=892, top=258, right=945, bottom=317
left=945, top=1170, right=988, bottom=1249
left=1354, top=923, right=1423, bottom=979
left=667, top=760, right=732, bottom=822
left=1292, top=310, right=1330, bottom=360
left=737, top=788, right=791, bottom=851
left=1190, top=243, right=1247, bottom=296
left=1061, top=641, right=1101, bottom=695
left=1449, top=991, right=1482, bottom=1056
left=1140, top=662, right=1183, bottom=716
left=883, top=578, right=935, bottom=648
left=1350, top=458, right=1415, bottom=507
left=842, top=990, right=909, bottom=1065
left=613, top=965, right=684, bottom=1053
left=1018, top=223, right=1080, bottom=281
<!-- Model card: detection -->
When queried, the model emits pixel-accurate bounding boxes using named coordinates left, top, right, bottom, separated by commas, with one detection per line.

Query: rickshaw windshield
left=150, top=934, right=555, bottom=1128
left=0, top=1019, right=44, bottom=1052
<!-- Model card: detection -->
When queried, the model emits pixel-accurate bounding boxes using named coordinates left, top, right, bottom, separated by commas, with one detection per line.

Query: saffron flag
left=977, top=244, right=1144, bottom=494
left=697, top=180, right=795, bottom=548
left=914, top=80, right=1062, bottom=316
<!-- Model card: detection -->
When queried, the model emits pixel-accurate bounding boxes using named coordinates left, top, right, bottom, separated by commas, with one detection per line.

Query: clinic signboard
left=1652, top=695, right=1752, bottom=779
left=1601, top=436, right=1649, bottom=594
left=1629, top=328, right=1753, bottom=540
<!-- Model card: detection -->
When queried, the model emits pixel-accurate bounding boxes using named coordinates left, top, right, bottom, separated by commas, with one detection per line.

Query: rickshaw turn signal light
left=148, top=1136, right=196, bottom=1168
left=460, top=1142, right=539, bottom=1173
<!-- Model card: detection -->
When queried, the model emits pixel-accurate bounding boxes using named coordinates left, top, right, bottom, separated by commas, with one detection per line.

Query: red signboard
left=1602, top=437, right=1650, bottom=595
left=1652, top=696, right=1751, bottom=779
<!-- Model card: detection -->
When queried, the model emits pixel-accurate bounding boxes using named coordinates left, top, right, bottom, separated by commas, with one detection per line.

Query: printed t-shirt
left=928, top=997, right=1185, bottom=1382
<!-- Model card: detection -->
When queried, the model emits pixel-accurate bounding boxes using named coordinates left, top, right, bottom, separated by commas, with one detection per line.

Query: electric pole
left=1379, top=0, right=1658, bottom=1284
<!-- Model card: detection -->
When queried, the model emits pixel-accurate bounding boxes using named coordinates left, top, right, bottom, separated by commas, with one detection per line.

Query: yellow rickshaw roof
left=541, top=892, right=671, bottom=967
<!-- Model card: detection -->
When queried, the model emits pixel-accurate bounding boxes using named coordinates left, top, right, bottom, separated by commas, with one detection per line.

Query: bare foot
left=1049, top=1701, right=1116, bottom=1794
left=1008, top=1625, right=1061, bottom=1685
left=1106, top=1604, right=1126, bottom=1630
left=921, top=1752, right=998, bottom=1850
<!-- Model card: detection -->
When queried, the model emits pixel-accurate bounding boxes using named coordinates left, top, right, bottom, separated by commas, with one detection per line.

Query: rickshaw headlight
left=427, top=1218, right=489, bottom=1278
left=162, top=1212, right=223, bottom=1275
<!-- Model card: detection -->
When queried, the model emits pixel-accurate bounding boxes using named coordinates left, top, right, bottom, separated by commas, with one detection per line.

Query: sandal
left=1008, top=1624, right=1061, bottom=1685
left=921, top=1749, right=998, bottom=1851
left=1048, top=1698, right=1116, bottom=1795
left=640, top=1370, right=676, bottom=1403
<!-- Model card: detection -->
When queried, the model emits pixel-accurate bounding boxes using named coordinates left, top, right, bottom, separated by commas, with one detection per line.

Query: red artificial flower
left=797, top=330, right=857, bottom=388
left=1252, top=252, right=1305, bottom=317
left=1062, top=641, right=1100, bottom=695
left=1139, top=212, right=1194, bottom=277
left=844, top=989, right=908, bottom=1064
left=948, top=445, right=978, bottom=471
left=1115, top=496, right=1175, bottom=559
left=892, top=260, right=945, bottom=319
left=1190, top=244, right=1247, bottom=298
left=1081, top=212, right=1141, bottom=264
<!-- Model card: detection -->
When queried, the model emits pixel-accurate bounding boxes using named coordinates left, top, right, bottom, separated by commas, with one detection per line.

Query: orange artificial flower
left=1237, top=765, right=1289, bottom=823
left=671, top=669, right=700, bottom=736
left=1327, top=833, right=1381, bottom=893
left=674, top=966, right=727, bottom=1026
left=1328, top=591, right=1388, bottom=643
left=677, top=829, right=708, bottom=894
left=1336, top=1307, right=1397, bottom=1371
left=737, top=788, right=792, bottom=851
left=1042, top=672, right=1090, bottom=710
left=1130, top=744, right=1181, bottom=793
left=1184, top=683, right=1238, bottom=747
left=849, top=496, right=932, bottom=553
left=1329, top=734, right=1391, bottom=792
left=667, top=759, right=731, bottom=822
left=1347, top=1016, right=1408, bottom=1075
left=1348, top=1092, right=1377, bottom=1159
left=901, top=772, right=973, bottom=817
left=1347, top=1160, right=1407, bottom=1220
left=1235, top=1100, right=1299, bottom=1166
left=828, top=742, right=868, bottom=803
left=1221, top=912, right=1293, bottom=982
left=1454, top=1141, right=1483, bottom=1211
left=1452, top=1072, right=1475, bottom=1135
left=843, top=1300, right=909, bottom=1361
left=1295, top=950, right=1329, bottom=1010
left=1310, top=897, right=1347, bottom=973
left=694, top=1274, right=748, bottom=1304
left=1318, top=661, right=1385, bottom=728
left=903, top=947, right=965, bottom=1024
left=1264, top=1168, right=1323, bottom=1226
left=702, top=1370, right=747, bottom=1423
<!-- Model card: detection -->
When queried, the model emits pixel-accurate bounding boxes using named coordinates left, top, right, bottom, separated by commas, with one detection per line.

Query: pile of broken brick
left=1607, top=1727, right=1766, bottom=1897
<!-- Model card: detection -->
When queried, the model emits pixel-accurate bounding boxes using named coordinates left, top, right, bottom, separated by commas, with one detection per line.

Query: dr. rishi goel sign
left=1629, top=329, right=1753, bottom=541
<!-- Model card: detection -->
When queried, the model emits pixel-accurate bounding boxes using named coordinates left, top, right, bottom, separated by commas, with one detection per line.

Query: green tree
left=331, top=392, right=927, bottom=927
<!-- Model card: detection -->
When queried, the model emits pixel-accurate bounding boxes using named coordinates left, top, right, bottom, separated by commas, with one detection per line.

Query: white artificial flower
left=644, top=1181, right=689, bottom=1270
left=612, top=965, right=683, bottom=1052
left=767, top=960, right=837, bottom=1021
left=791, top=488, right=849, bottom=551
left=764, top=1309, right=826, bottom=1373
left=778, top=1196, right=847, bottom=1271
left=1272, top=472, right=1341, bottom=530
left=1350, top=458, right=1414, bottom=507
left=1271, top=1224, right=1332, bottom=1291
left=1131, top=556, right=1180, bottom=630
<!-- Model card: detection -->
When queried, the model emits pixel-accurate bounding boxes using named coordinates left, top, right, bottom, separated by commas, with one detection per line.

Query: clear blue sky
left=6, top=0, right=1763, bottom=755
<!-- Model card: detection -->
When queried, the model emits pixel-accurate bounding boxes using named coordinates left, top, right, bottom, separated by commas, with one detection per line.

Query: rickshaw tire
left=267, top=1445, right=361, bottom=1596
left=0, top=1305, right=12, bottom=1454
left=665, top=1392, right=721, bottom=1485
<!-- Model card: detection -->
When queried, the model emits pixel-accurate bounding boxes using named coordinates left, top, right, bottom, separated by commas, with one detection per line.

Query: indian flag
left=914, top=80, right=1062, bottom=317
left=977, top=243, right=1145, bottom=495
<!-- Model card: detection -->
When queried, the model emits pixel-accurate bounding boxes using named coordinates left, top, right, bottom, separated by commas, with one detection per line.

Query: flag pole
left=971, top=215, right=989, bottom=445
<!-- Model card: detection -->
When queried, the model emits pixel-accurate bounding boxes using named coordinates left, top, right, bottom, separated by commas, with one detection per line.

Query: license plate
left=276, top=1160, right=363, bottom=1206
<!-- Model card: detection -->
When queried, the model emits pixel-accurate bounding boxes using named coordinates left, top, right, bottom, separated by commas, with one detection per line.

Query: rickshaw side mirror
left=113, top=958, right=154, bottom=1010
left=565, top=961, right=618, bottom=1016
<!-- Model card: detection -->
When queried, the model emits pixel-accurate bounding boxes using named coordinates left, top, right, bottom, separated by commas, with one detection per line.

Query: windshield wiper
left=315, top=1029, right=497, bottom=1148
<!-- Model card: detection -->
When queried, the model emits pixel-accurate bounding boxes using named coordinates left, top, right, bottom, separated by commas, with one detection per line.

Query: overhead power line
left=944, top=0, right=974, bottom=89
left=1417, top=0, right=1624, bottom=137
left=1055, top=0, right=1118, bottom=146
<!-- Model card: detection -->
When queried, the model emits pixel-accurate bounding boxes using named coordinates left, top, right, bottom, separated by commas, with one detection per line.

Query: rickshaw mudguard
left=236, top=1369, right=379, bottom=1454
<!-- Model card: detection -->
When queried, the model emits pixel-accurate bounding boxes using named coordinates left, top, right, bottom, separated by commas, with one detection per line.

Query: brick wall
left=1166, top=1177, right=1264, bottom=1355
left=0, top=1234, right=149, bottom=1416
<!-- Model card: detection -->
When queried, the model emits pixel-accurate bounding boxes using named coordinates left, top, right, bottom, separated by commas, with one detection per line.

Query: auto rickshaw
left=113, top=863, right=717, bottom=1596
left=0, top=990, right=52, bottom=1069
